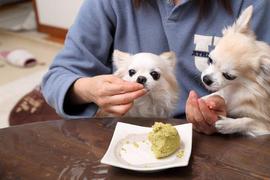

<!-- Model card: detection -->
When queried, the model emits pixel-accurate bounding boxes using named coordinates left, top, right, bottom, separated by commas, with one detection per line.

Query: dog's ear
left=223, top=6, right=253, bottom=35
left=160, top=51, right=176, bottom=67
left=236, top=5, right=253, bottom=32
left=235, top=6, right=253, bottom=34
left=113, top=50, right=131, bottom=70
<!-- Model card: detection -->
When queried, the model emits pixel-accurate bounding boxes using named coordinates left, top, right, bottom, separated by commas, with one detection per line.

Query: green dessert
left=148, top=122, right=180, bottom=159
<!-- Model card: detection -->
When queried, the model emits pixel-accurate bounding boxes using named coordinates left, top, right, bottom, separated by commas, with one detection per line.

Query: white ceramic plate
left=101, top=122, right=192, bottom=172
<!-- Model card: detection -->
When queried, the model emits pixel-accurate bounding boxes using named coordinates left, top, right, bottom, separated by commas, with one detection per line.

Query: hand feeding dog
left=201, top=6, right=270, bottom=137
left=98, top=50, right=179, bottom=118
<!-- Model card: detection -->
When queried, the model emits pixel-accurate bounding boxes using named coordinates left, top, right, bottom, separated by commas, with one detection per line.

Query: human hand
left=185, top=90, right=226, bottom=135
left=69, top=75, right=147, bottom=116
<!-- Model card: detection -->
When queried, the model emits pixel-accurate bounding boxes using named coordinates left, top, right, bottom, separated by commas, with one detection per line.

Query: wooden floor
left=46, top=35, right=65, bottom=44
left=0, top=1, right=65, bottom=129
left=0, top=29, right=63, bottom=129
left=0, top=1, right=65, bottom=44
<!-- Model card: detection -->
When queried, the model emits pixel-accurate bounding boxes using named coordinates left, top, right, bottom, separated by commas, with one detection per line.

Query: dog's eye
left=150, top=71, right=160, bottom=80
left=208, top=57, right=213, bottom=65
left=129, top=69, right=136, bottom=77
left=222, top=72, right=237, bottom=80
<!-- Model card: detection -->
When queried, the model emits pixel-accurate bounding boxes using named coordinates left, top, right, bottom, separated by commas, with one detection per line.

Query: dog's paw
left=215, top=118, right=239, bottom=134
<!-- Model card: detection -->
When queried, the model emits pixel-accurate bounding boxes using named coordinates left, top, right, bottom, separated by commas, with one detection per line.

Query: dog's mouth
left=204, top=84, right=220, bottom=92
left=201, top=75, right=221, bottom=92
left=143, top=84, right=151, bottom=92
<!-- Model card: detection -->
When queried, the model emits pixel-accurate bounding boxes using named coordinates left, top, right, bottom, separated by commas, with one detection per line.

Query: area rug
left=0, top=29, right=63, bottom=128
left=9, top=86, right=60, bottom=126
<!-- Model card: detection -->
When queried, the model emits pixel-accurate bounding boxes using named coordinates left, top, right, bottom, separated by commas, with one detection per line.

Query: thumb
left=205, top=95, right=226, bottom=111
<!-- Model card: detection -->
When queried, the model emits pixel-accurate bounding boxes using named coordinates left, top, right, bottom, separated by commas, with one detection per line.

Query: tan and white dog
left=101, top=50, right=180, bottom=118
left=201, top=6, right=270, bottom=136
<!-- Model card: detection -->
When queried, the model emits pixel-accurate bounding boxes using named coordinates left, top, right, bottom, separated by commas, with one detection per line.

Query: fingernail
left=136, top=84, right=144, bottom=89
left=208, top=101, right=215, bottom=108
left=190, top=91, right=197, bottom=99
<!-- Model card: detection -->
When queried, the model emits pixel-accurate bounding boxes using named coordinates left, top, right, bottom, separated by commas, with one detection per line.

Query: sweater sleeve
left=41, top=0, right=116, bottom=119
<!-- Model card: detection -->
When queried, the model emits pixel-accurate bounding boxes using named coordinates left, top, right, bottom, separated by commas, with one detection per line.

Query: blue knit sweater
left=42, top=0, right=270, bottom=119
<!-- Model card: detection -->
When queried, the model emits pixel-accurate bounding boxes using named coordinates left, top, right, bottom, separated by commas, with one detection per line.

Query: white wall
left=35, top=0, right=83, bottom=29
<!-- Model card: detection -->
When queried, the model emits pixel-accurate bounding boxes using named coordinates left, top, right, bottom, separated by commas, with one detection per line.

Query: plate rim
left=100, top=122, right=192, bottom=171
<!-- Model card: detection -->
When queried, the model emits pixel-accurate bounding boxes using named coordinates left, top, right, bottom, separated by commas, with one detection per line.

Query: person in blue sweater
left=42, top=0, right=270, bottom=135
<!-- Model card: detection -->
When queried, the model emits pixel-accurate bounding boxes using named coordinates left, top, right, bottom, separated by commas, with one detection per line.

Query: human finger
left=205, top=95, right=227, bottom=116
left=105, top=75, right=126, bottom=83
left=205, top=95, right=225, bottom=110
left=106, top=89, right=146, bottom=105
left=198, top=99, right=218, bottom=134
left=191, top=98, right=212, bottom=133
left=186, top=91, right=209, bottom=132
left=107, top=75, right=145, bottom=89
left=198, top=99, right=218, bottom=125
left=97, top=88, right=146, bottom=107
left=189, top=91, right=217, bottom=134
left=103, top=81, right=144, bottom=96
left=186, top=91, right=204, bottom=130
left=103, top=103, right=133, bottom=116
left=185, top=91, right=198, bottom=124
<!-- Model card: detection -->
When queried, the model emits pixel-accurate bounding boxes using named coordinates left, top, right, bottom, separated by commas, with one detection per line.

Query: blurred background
left=0, top=0, right=83, bottom=128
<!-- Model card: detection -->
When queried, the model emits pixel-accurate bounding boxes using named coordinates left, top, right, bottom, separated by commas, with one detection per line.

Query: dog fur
left=111, top=50, right=180, bottom=118
left=201, top=6, right=270, bottom=136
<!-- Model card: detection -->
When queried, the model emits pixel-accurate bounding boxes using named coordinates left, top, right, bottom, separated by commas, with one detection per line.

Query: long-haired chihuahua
left=202, top=6, right=270, bottom=136
left=97, top=50, right=180, bottom=118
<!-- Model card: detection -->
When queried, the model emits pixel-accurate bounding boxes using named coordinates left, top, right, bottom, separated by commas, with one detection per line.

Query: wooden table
left=0, top=118, right=270, bottom=179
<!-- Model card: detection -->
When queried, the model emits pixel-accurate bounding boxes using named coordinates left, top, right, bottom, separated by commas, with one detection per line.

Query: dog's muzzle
left=136, top=76, right=147, bottom=85
left=202, top=75, right=213, bottom=86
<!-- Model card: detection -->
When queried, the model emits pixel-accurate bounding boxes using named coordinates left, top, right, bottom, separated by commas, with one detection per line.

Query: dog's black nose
left=203, top=75, right=213, bottom=86
left=137, top=76, right=147, bottom=85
